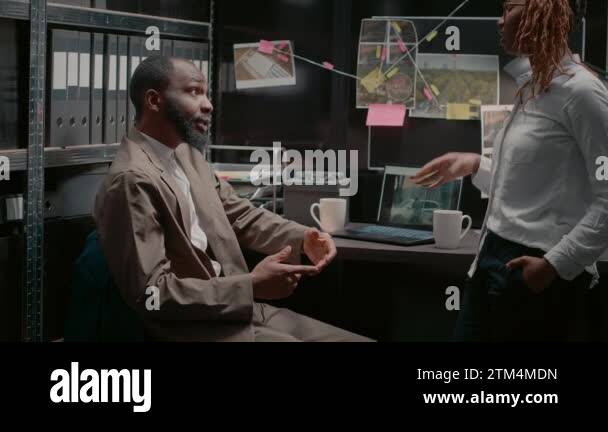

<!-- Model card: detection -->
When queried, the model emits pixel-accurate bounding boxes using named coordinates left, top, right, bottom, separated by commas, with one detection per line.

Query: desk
left=335, top=226, right=608, bottom=273
left=330, top=228, right=608, bottom=341
left=309, top=227, right=483, bottom=341
left=334, top=225, right=481, bottom=274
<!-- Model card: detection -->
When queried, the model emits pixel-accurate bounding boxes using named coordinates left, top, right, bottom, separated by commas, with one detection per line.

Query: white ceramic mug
left=310, top=198, right=347, bottom=233
left=433, top=210, right=472, bottom=250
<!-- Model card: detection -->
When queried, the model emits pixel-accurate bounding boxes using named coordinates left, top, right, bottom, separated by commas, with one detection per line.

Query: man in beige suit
left=94, top=55, right=370, bottom=342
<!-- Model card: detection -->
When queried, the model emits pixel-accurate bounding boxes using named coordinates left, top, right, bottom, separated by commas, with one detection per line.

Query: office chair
left=64, top=231, right=145, bottom=342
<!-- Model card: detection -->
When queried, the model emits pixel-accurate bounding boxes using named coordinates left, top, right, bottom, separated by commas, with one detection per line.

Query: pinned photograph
left=410, top=54, right=500, bottom=120
left=233, top=41, right=296, bottom=90
left=357, top=18, right=418, bottom=109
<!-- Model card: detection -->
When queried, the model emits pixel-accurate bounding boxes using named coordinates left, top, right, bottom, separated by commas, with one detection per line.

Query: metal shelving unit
left=1, top=1, right=210, bottom=37
left=24, top=0, right=46, bottom=342
left=0, top=0, right=214, bottom=341
left=1, top=0, right=213, bottom=172
left=0, top=0, right=29, bottom=20
left=2, top=145, right=120, bottom=172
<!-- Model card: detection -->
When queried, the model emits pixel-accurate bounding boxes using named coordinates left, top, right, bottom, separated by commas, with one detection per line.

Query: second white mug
left=433, top=210, right=472, bottom=250
left=310, top=198, right=347, bottom=233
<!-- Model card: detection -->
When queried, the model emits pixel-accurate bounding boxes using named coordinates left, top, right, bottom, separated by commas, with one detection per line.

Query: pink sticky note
left=366, top=104, right=406, bottom=127
left=278, top=41, right=288, bottom=50
left=398, top=40, right=407, bottom=53
left=423, top=87, right=434, bottom=102
left=381, top=46, right=387, bottom=61
left=323, top=61, right=334, bottom=70
left=277, top=54, right=289, bottom=63
left=258, top=40, right=275, bottom=55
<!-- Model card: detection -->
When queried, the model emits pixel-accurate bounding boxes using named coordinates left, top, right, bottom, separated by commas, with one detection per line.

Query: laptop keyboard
left=347, top=225, right=434, bottom=241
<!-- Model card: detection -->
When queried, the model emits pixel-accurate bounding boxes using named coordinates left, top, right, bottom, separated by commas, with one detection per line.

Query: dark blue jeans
left=455, top=231, right=593, bottom=342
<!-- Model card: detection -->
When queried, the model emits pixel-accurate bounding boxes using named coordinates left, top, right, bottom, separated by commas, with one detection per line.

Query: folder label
left=67, top=52, right=79, bottom=87
left=79, top=53, right=90, bottom=88
left=108, top=55, right=117, bottom=91
left=119, top=55, right=128, bottom=91
left=94, top=54, right=103, bottom=89
left=53, top=52, right=67, bottom=90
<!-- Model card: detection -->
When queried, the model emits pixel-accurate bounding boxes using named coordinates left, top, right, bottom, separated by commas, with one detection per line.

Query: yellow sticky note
left=469, top=99, right=482, bottom=106
left=430, top=84, right=440, bottom=96
left=426, top=30, right=438, bottom=42
left=392, top=22, right=402, bottom=33
left=376, top=46, right=381, bottom=58
left=447, top=103, right=472, bottom=120
left=361, top=67, right=386, bottom=93
left=386, top=67, right=399, bottom=79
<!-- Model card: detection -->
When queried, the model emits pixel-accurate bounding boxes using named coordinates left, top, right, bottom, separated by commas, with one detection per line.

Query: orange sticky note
left=323, top=61, right=334, bottom=70
left=366, top=104, right=406, bottom=127
left=258, top=40, right=274, bottom=55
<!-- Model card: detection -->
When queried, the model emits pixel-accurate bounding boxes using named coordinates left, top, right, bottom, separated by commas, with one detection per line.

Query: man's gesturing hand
left=303, top=228, right=337, bottom=272
left=251, top=246, right=320, bottom=300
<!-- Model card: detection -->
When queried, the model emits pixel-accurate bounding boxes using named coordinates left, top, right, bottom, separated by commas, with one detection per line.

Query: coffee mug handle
left=460, top=215, right=473, bottom=241
left=310, top=203, right=322, bottom=229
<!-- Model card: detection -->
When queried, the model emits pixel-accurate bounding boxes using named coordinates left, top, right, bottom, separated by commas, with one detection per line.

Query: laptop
left=332, top=166, right=464, bottom=246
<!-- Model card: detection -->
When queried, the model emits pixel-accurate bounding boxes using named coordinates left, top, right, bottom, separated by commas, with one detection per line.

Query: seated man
left=94, top=55, right=370, bottom=342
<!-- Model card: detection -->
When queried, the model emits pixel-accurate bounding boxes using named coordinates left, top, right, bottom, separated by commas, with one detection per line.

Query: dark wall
left=212, top=0, right=506, bottom=225
left=212, top=0, right=587, bottom=226
left=213, top=0, right=505, bottom=156
left=585, top=0, right=607, bottom=73
left=213, top=0, right=335, bottom=156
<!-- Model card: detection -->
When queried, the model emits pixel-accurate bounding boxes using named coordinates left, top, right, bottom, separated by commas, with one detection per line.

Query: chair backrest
left=64, top=231, right=145, bottom=342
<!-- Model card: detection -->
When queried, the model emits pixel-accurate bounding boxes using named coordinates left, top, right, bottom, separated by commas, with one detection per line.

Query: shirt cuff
left=544, top=248, right=585, bottom=281
left=472, top=156, right=492, bottom=195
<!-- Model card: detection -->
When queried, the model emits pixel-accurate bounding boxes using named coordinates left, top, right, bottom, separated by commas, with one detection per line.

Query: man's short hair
left=129, top=55, right=175, bottom=123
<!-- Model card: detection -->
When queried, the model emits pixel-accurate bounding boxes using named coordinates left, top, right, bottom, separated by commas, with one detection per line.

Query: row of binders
left=49, top=29, right=209, bottom=147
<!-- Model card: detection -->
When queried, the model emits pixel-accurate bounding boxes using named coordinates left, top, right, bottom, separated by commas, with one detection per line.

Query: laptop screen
left=377, top=166, right=463, bottom=228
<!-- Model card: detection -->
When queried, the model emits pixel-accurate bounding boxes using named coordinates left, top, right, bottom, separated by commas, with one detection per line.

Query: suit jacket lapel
left=160, top=171, right=192, bottom=236
left=128, top=129, right=192, bottom=237
left=175, top=144, right=222, bottom=239
left=175, top=145, right=248, bottom=275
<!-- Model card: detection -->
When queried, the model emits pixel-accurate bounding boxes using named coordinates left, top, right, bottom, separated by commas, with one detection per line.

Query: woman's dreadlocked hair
left=514, top=0, right=574, bottom=104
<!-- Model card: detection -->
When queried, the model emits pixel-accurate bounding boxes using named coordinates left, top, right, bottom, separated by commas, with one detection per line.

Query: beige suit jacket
left=94, top=129, right=308, bottom=341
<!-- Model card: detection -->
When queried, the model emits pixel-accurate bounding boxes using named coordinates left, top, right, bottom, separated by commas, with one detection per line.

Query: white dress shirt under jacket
left=142, top=133, right=222, bottom=277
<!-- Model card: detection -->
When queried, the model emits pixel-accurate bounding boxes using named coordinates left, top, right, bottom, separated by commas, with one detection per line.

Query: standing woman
left=413, top=0, right=608, bottom=341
